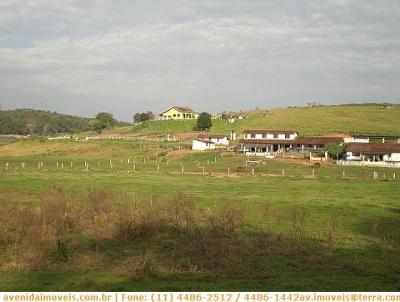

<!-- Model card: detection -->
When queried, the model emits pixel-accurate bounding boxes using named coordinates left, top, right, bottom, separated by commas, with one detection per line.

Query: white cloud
left=0, top=1, right=399, bottom=120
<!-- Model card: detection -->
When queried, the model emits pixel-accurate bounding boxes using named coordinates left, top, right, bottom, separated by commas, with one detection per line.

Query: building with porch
left=345, top=143, right=400, bottom=162
left=239, top=130, right=298, bottom=156
left=159, top=106, right=199, bottom=120
left=238, top=129, right=344, bottom=158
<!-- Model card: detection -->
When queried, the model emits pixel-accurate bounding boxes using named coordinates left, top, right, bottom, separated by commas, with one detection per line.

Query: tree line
left=0, top=109, right=129, bottom=136
left=0, top=108, right=214, bottom=135
left=0, top=109, right=92, bottom=135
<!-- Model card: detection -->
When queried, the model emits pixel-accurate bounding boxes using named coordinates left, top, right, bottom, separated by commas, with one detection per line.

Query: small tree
left=146, top=111, right=155, bottom=121
left=133, top=111, right=155, bottom=123
left=133, top=113, right=141, bottom=124
left=91, top=112, right=115, bottom=133
left=196, top=112, right=212, bottom=131
left=325, top=143, right=346, bottom=160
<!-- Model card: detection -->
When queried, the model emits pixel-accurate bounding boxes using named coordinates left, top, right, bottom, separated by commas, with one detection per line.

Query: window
left=177, top=114, right=180, bottom=117
left=262, top=134, right=267, bottom=138
left=173, top=114, right=176, bottom=117
left=251, top=134, right=256, bottom=138
left=273, top=134, right=278, bottom=139
left=285, top=134, right=290, bottom=139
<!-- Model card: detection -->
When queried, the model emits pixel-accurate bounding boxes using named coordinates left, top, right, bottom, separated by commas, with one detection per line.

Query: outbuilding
left=192, top=139, right=215, bottom=151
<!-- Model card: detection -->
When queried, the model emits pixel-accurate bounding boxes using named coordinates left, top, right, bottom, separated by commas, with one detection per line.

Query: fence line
left=1, top=160, right=398, bottom=182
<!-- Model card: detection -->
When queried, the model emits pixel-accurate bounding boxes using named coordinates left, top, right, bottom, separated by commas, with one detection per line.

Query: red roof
left=294, top=136, right=343, bottom=145
left=173, top=106, right=194, bottom=113
left=198, top=134, right=226, bottom=139
left=159, top=106, right=196, bottom=115
left=243, top=129, right=297, bottom=134
left=194, top=138, right=214, bottom=144
left=239, top=139, right=294, bottom=145
left=347, top=143, right=400, bottom=154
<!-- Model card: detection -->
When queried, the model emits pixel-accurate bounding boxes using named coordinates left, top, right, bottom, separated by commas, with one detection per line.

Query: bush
left=196, top=112, right=212, bottom=131
left=49, top=239, right=71, bottom=263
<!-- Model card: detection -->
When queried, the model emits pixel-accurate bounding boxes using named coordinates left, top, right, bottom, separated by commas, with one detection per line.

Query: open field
left=0, top=139, right=399, bottom=291
left=110, top=104, right=400, bottom=136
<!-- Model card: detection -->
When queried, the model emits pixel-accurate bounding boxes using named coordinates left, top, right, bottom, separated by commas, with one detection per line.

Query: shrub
left=49, top=238, right=71, bottom=263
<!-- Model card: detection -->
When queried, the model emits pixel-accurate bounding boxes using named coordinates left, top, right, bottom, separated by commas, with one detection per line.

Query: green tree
left=196, top=112, right=212, bottom=131
left=325, top=143, right=346, bottom=160
left=133, top=111, right=155, bottom=123
left=92, top=112, right=115, bottom=133
left=133, top=113, right=141, bottom=123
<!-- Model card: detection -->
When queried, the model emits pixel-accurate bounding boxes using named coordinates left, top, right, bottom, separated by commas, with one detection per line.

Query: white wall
left=344, top=137, right=370, bottom=143
left=346, top=151, right=362, bottom=160
left=245, top=133, right=297, bottom=140
left=192, top=140, right=215, bottom=151
left=210, top=137, right=229, bottom=145
left=389, top=153, right=400, bottom=162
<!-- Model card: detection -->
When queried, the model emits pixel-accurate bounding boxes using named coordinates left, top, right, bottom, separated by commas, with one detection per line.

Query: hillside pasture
left=0, top=139, right=399, bottom=290
left=113, top=105, right=400, bottom=136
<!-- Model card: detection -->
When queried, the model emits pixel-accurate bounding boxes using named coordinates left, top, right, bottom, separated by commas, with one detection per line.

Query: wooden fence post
left=181, top=166, right=184, bottom=174
left=282, top=169, right=285, bottom=176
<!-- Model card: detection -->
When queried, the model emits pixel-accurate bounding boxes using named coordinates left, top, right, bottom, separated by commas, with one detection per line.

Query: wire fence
left=0, top=158, right=398, bottom=182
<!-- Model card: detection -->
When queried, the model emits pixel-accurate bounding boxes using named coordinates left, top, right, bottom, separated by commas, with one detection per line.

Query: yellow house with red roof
left=159, top=106, right=199, bottom=120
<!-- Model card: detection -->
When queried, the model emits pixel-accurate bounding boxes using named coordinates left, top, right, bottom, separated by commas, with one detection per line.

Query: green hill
left=0, top=109, right=92, bottom=136
left=0, top=109, right=129, bottom=136
left=114, top=104, right=400, bottom=136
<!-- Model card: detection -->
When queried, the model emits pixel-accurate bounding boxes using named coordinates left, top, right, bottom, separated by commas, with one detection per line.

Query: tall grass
left=0, top=187, right=391, bottom=283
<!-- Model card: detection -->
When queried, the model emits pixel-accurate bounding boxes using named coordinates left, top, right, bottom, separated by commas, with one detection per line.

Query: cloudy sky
left=0, top=0, right=399, bottom=121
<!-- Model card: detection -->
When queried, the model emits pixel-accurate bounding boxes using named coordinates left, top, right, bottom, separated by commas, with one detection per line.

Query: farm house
left=238, top=129, right=343, bottom=157
left=158, top=106, right=199, bottom=120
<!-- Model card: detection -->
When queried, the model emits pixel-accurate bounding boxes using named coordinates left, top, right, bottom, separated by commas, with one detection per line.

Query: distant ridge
left=0, top=108, right=128, bottom=136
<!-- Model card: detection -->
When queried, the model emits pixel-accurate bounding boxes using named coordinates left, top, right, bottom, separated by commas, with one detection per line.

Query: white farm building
left=192, top=134, right=229, bottom=151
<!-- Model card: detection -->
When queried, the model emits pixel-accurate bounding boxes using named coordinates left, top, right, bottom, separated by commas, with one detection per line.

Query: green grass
left=0, top=139, right=399, bottom=291
left=112, top=104, right=400, bottom=136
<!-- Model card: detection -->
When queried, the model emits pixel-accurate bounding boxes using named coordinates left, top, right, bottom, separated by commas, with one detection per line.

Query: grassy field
left=110, top=104, right=400, bottom=136
left=0, top=139, right=399, bottom=291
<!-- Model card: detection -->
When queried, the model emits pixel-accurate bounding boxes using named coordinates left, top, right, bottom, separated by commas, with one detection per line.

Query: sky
left=0, top=0, right=399, bottom=121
